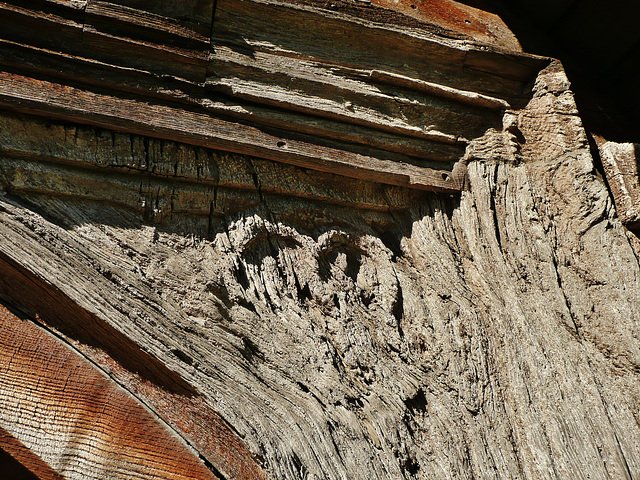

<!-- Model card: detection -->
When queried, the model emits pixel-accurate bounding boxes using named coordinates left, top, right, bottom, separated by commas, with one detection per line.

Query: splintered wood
left=599, top=142, right=640, bottom=228
left=0, top=0, right=548, bottom=193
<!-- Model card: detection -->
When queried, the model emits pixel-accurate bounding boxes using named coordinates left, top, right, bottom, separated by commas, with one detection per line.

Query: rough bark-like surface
left=600, top=142, right=640, bottom=229
left=2, top=58, right=640, bottom=479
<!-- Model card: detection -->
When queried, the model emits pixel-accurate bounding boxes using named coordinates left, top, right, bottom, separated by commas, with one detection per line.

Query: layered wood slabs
left=0, top=0, right=548, bottom=192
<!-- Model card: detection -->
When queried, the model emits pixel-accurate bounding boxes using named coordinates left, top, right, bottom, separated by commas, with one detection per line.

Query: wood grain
left=2, top=62, right=640, bottom=479
left=599, top=142, right=640, bottom=228
left=0, top=200, right=269, bottom=480
left=0, top=304, right=219, bottom=480
left=0, top=72, right=465, bottom=192
left=0, top=0, right=549, bottom=191
left=0, top=111, right=424, bottom=215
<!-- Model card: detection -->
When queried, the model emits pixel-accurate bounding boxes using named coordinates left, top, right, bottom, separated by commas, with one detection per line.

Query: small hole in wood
left=464, top=19, right=471, bottom=24
left=277, top=141, right=286, bottom=148
left=442, top=173, right=450, bottom=181
left=410, top=4, right=417, bottom=8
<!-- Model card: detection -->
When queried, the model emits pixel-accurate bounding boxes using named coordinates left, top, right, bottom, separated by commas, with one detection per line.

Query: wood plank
left=0, top=40, right=465, bottom=162
left=0, top=206, right=269, bottom=480
left=0, top=425, right=65, bottom=480
left=211, top=0, right=537, bottom=98
left=370, top=0, right=522, bottom=51
left=105, top=0, right=215, bottom=34
left=367, top=69, right=511, bottom=110
left=0, top=2, right=85, bottom=55
left=0, top=72, right=465, bottom=192
left=206, top=97, right=467, bottom=161
left=0, top=304, right=220, bottom=480
left=208, top=46, right=502, bottom=140
left=81, top=27, right=209, bottom=82
left=86, top=0, right=210, bottom=46
left=82, top=0, right=211, bottom=81
left=0, top=111, right=424, bottom=213
left=463, top=48, right=549, bottom=83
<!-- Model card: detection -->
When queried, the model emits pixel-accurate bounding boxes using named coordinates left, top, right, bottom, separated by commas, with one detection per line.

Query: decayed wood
left=599, top=142, right=640, bottom=228
left=207, top=46, right=502, bottom=141
left=2, top=61, right=640, bottom=479
left=5, top=2, right=640, bottom=479
left=83, top=0, right=210, bottom=82
left=104, top=0, right=216, bottom=32
left=0, top=111, right=425, bottom=216
left=0, top=207, right=268, bottom=480
left=367, top=70, right=512, bottom=110
left=0, top=304, right=220, bottom=480
left=210, top=0, right=544, bottom=98
left=0, top=72, right=464, bottom=192
left=0, top=39, right=467, bottom=163
left=0, top=1, right=85, bottom=56
left=370, top=0, right=522, bottom=51
left=0, top=0, right=549, bottom=191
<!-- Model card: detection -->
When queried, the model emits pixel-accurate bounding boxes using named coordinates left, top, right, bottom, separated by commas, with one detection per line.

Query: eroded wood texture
left=0, top=0, right=548, bottom=191
left=0, top=304, right=219, bottom=480
left=2, top=62, right=640, bottom=479
left=599, top=142, right=640, bottom=228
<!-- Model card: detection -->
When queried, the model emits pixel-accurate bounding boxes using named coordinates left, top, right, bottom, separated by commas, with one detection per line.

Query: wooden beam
left=0, top=220, right=269, bottom=480
left=0, top=304, right=221, bottom=480
left=0, top=72, right=465, bottom=192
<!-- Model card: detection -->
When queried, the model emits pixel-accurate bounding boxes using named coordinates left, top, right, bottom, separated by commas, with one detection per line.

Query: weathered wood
left=370, top=0, right=522, bottom=51
left=5, top=2, right=640, bottom=480
left=0, top=206, right=268, bottom=480
left=0, top=0, right=549, bottom=191
left=0, top=1, right=86, bottom=55
left=83, top=0, right=210, bottom=82
left=0, top=73, right=465, bottom=192
left=207, top=46, right=503, bottom=141
left=599, top=142, right=640, bottom=228
left=210, top=0, right=546, bottom=98
left=0, top=425, right=65, bottom=480
left=367, top=70, right=512, bottom=110
left=0, top=111, right=427, bottom=215
left=0, top=40, right=466, bottom=162
left=2, top=58, right=640, bottom=480
left=105, top=0, right=216, bottom=33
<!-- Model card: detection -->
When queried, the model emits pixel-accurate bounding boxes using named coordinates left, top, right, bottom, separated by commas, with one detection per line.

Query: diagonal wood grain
left=0, top=304, right=220, bottom=480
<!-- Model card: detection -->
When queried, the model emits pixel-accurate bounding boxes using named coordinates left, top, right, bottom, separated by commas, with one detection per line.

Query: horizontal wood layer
left=0, top=0, right=548, bottom=191
left=0, top=111, right=429, bottom=215
left=0, top=38, right=467, bottom=163
left=0, top=72, right=464, bottom=192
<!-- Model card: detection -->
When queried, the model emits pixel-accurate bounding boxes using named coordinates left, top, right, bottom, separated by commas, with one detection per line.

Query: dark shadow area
left=0, top=425, right=65, bottom=480
left=318, top=245, right=364, bottom=283
left=0, top=448, right=41, bottom=480
left=457, top=0, right=640, bottom=142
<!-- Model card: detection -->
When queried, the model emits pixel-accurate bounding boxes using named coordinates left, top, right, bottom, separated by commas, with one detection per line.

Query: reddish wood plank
left=370, top=0, right=522, bottom=51
left=0, top=426, right=65, bottom=480
left=0, top=304, right=220, bottom=480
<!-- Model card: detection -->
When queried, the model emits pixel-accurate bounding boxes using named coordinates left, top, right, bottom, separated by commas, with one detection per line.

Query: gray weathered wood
left=2, top=60, right=640, bottom=480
